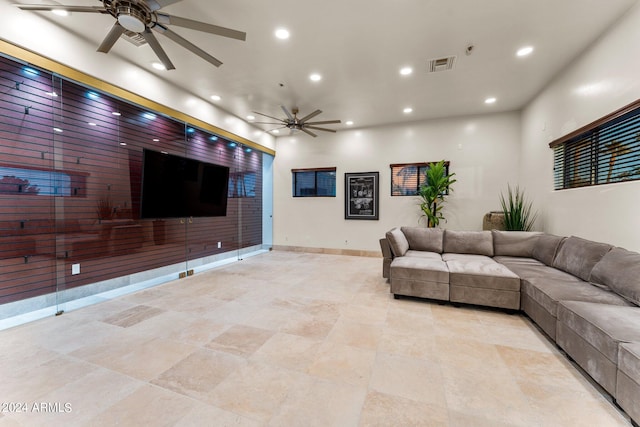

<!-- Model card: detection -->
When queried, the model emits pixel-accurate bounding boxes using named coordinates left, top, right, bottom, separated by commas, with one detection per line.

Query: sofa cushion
left=552, top=236, right=612, bottom=282
left=522, top=277, right=632, bottom=318
left=401, top=227, right=443, bottom=253
left=496, top=258, right=581, bottom=282
left=445, top=257, right=520, bottom=291
left=390, top=256, right=449, bottom=283
left=405, top=250, right=442, bottom=260
left=590, top=247, right=640, bottom=306
left=443, top=230, right=493, bottom=256
left=557, top=301, right=640, bottom=364
left=491, top=230, right=541, bottom=258
left=386, top=227, right=409, bottom=257
left=532, top=234, right=565, bottom=266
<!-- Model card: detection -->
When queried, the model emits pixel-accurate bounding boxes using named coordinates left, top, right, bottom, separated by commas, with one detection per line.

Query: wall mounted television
left=140, top=149, right=230, bottom=219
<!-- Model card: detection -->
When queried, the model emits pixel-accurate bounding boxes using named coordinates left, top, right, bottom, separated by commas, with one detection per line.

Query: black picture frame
left=345, top=172, right=379, bottom=220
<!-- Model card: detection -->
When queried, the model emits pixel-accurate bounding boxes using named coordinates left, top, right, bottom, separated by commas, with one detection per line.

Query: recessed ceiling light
left=275, top=28, right=290, bottom=39
left=345, top=121, right=354, bottom=126
left=400, top=67, right=413, bottom=76
left=151, top=62, right=166, bottom=70
left=309, top=73, right=322, bottom=82
left=210, top=95, right=221, bottom=101
left=52, top=9, right=69, bottom=17
left=403, top=107, right=413, bottom=114
left=516, top=46, right=534, bottom=57
left=246, top=115, right=255, bottom=121
left=485, top=97, right=497, bottom=104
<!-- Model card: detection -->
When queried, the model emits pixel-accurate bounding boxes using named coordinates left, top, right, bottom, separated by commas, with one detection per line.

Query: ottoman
left=390, top=255, right=449, bottom=301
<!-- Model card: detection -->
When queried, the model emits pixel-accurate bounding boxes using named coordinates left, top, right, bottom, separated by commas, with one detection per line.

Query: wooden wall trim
left=0, top=39, right=276, bottom=157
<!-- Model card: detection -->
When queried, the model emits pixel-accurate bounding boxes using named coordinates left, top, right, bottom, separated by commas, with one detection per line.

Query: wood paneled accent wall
left=0, top=55, right=263, bottom=305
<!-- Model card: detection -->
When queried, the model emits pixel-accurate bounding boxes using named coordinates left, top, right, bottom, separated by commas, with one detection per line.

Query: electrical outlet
left=71, top=264, right=80, bottom=275
left=217, top=241, right=221, bottom=248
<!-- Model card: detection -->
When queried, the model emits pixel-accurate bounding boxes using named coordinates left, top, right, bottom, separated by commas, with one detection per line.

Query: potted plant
left=418, top=160, right=456, bottom=227
left=499, top=184, right=538, bottom=231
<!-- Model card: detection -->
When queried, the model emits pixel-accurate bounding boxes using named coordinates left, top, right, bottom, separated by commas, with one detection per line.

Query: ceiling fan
left=16, top=0, right=246, bottom=70
left=253, top=106, right=341, bottom=137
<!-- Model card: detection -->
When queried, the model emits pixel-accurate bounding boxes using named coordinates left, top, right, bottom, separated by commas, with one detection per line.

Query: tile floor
left=0, top=251, right=632, bottom=426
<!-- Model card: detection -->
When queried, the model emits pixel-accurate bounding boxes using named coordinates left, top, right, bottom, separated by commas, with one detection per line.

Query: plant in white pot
left=418, top=160, right=456, bottom=227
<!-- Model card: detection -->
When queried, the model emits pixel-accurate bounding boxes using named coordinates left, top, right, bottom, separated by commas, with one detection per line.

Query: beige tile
left=0, top=251, right=634, bottom=427
left=326, top=319, right=381, bottom=350
left=209, top=361, right=305, bottom=423
left=252, top=332, right=322, bottom=372
left=206, top=324, right=275, bottom=356
left=164, top=317, right=230, bottom=346
left=359, top=390, right=449, bottom=427
left=80, top=337, right=198, bottom=381
left=152, top=348, right=245, bottom=404
left=8, top=368, right=142, bottom=426
left=175, top=402, right=262, bottom=427
left=88, top=384, right=196, bottom=426
left=102, top=304, right=165, bottom=328
left=0, top=355, right=96, bottom=403
left=307, top=342, right=376, bottom=387
left=369, top=352, right=446, bottom=407
left=281, top=315, right=337, bottom=340
left=269, top=376, right=367, bottom=427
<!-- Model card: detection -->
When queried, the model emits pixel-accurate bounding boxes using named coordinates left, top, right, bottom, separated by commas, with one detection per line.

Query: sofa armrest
left=380, top=238, right=393, bottom=279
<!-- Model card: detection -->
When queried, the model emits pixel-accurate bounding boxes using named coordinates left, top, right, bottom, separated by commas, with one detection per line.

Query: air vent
left=122, top=30, right=147, bottom=47
left=428, top=56, right=456, bottom=72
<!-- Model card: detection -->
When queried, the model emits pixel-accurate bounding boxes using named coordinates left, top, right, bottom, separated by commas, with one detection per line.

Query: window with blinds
left=390, top=161, right=450, bottom=196
left=292, top=167, right=336, bottom=197
left=551, top=100, right=640, bottom=190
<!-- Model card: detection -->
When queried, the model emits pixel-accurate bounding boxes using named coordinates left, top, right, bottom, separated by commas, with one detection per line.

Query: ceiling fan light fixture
left=118, top=14, right=146, bottom=33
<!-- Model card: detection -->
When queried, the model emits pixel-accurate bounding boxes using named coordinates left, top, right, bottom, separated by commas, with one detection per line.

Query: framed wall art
left=345, top=172, right=379, bottom=220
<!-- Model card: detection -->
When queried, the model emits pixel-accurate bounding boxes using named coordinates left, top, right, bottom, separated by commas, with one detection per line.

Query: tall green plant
left=418, top=160, right=457, bottom=227
left=499, top=184, right=538, bottom=231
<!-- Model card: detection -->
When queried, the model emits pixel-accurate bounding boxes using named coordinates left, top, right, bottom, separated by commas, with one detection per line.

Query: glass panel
left=316, top=171, right=336, bottom=196
left=294, top=171, right=316, bottom=196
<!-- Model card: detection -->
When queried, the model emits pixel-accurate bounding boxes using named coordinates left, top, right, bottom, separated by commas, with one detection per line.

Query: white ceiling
left=10, top=0, right=640, bottom=134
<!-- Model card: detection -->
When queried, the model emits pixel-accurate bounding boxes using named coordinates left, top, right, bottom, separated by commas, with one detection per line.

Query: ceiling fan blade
left=154, top=26, right=223, bottom=67
left=156, top=14, right=246, bottom=41
left=97, top=22, right=126, bottom=54
left=16, top=4, right=107, bottom=13
left=281, top=106, right=294, bottom=121
left=145, top=0, right=183, bottom=12
left=301, top=128, right=318, bottom=137
left=298, top=109, right=322, bottom=123
left=142, top=28, right=175, bottom=70
left=306, top=126, right=337, bottom=133
left=253, top=111, right=284, bottom=122
left=253, top=121, right=283, bottom=125
left=306, top=120, right=341, bottom=125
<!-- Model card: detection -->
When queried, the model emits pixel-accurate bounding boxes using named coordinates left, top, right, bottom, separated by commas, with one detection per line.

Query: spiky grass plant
left=499, top=184, right=538, bottom=231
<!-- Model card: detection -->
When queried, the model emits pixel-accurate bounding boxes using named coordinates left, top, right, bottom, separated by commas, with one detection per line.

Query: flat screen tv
left=140, top=149, right=229, bottom=219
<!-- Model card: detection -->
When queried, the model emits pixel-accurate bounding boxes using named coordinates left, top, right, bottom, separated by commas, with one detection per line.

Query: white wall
left=520, top=2, right=640, bottom=252
left=0, top=2, right=275, bottom=152
left=273, top=112, right=521, bottom=252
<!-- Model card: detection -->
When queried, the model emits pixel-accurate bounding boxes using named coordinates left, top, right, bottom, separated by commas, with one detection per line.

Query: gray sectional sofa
left=379, top=227, right=640, bottom=426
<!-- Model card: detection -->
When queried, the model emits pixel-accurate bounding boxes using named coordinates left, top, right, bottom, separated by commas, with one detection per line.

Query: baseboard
left=273, top=245, right=381, bottom=258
